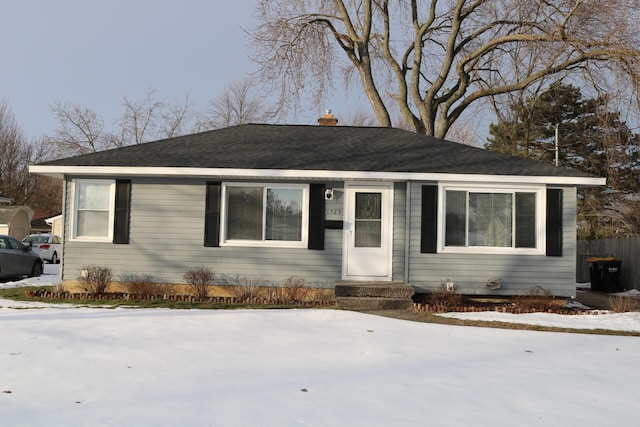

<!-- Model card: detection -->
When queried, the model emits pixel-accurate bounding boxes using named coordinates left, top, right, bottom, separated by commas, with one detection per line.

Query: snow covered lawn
left=0, top=303, right=638, bottom=426
left=1, top=266, right=640, bottom=426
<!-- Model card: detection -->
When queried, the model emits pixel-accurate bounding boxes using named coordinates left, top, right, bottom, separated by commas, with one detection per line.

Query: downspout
left=60, top=174, right=67, bottom=283
left=404, top=181, right=411, bottom=284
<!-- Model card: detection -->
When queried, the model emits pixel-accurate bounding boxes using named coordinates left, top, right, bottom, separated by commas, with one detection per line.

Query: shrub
left=281, top=276, right=309, bottom=303
left=183, top=266, right=215, bottom=300
left=121, top=273, right=161, bottom=298
left=78, top=265, right=112, bottom=294
left=515, top=286, right=557, bottom=311
left=231, top=277, right=263, bottom=301
left=428, top=286, right=464, bottom=312
left=608, top=295, right=638, bottom=313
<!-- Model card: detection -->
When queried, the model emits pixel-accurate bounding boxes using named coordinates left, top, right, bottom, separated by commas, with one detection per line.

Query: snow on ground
left=1, top=267, right=640, bottom=425
left=0, top=263, right=62, bottom=289
left=440, top=310, right=640, bottom=332
left=1, top=305, right=639, bottom=426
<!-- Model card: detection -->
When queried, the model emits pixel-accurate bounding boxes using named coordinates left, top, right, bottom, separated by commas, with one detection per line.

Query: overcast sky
left=1, top=0, right=368, bottom=140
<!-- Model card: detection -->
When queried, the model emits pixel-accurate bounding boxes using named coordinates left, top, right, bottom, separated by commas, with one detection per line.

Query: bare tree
left=48, top=101, right=109, bottom=155
left=47, top=90, right=197, bottom=156
left=198, top=78, right=274, bottom=130
left=0, top=100, right=55, bottom=207
left=251, top=0, right=640, bottom=138
left=341, top=110, right=377, bottom=127
left=114, top=89, right=196, bottom=145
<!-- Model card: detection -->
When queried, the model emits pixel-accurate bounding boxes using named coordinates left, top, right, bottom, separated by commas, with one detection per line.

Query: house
left=29, top=118, right=605, bottom=297
left=0, top=206, right=35, bottom=240
left=45, top=214, right=63, bottom=238
left=30, top=211, right=62, bottom=234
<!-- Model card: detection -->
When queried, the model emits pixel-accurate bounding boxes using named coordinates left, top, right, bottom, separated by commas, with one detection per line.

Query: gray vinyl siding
left=62, top=177, right=342, bottom=287
left=407, top=183, right=578, bottom=297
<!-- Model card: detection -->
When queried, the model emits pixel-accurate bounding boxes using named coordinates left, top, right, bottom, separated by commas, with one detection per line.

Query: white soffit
left=28, top=165, right=607, bottom=187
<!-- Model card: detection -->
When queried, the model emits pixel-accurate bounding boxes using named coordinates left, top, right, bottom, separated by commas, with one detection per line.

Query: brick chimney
left=318, top=109, right=338, bottom=126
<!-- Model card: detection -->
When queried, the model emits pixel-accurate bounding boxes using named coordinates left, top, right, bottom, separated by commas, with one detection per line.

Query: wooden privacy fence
left=577, top=237, right=640, bottom=290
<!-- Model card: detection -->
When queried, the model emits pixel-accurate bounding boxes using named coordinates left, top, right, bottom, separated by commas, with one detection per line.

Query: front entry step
left=335, top=282, right=415, bottom=310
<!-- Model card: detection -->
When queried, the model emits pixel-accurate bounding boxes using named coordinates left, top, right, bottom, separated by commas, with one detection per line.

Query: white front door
left=343, top=182, right=394, bottom=281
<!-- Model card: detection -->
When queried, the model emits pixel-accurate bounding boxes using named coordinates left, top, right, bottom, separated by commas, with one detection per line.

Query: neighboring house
left=29, top=118, right=605, bottom=297
left=45, top=215, right=63, bottom=238
left=30, top=211, right=61, bottom=234
left=0, top=206, right=35, bottom=240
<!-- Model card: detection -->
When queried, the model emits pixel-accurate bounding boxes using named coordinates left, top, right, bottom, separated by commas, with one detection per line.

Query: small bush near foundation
left=78, top=265, right=112, bottom=294
left=183, top=266, right=215, bottom=299
left=281, top=276, right=309, bottom=303
left=231, top=277, right=263, bottom=301
left=515, top=286, right=556, bottom=311
left=609, top=295, right=638, bottom=313
left=428, top=286, right=464, bottom=312
left=121, top=274, right=162, bottom=297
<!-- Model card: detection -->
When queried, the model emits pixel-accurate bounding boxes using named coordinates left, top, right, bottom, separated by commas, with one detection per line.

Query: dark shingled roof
left=40, top=124, right=595, bottom=178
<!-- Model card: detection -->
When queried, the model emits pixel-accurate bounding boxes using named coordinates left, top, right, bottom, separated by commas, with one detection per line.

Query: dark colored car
left=0, top=235, right=44, bottom=279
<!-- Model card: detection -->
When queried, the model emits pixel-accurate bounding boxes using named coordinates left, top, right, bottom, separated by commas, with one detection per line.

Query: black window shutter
left=546, top=189, right=563, bottom=257
left=204, top=182, right=221, bottom=247
left=421, top=185, right=438, bottom=253
left=308, top=183, right=325, bottom=250
left=113, top=180, right=131, bottom=244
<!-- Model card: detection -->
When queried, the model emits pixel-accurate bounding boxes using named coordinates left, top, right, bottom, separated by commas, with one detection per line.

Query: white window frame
left=437, top=183, right=546, bottom=255
left=69, top=179, right=115, bottom=242
left=220, top=182, right=309, bottom=248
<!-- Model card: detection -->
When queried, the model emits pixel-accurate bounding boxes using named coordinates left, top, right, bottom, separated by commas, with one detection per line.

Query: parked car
left=22, top=233, right=62, bottom=264
left=0, top=234, right=44, bottom=279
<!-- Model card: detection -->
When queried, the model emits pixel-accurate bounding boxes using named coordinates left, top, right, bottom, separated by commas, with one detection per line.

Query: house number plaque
left=325, top=207, right=343, bottom=220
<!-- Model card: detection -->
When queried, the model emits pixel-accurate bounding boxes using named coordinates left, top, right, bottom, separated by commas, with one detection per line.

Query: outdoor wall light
left=325, top=188, right=334, bottom=200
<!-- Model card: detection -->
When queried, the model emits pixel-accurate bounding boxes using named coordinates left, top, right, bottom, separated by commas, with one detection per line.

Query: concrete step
left=336, top=296, right=414, bottom=310
left=335, top=282, right=415, bottom=298
left=334, top=282, right=415, bottom=310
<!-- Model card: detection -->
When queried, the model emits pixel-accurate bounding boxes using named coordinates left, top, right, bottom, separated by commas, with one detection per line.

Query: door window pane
left=355, top=192, right=382, bottom=247
left=355, top=193, right=381, bottom=220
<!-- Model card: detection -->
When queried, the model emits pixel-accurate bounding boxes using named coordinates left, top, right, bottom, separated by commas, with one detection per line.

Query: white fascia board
left=28, top=165, right=607, bottom=187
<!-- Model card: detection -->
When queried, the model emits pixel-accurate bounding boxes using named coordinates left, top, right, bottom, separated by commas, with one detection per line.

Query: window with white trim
left=441, top=186, right=543, bottom=253
left=221, top=183, right=308, bottom=247
left=71, top=180, right=115, bottom=241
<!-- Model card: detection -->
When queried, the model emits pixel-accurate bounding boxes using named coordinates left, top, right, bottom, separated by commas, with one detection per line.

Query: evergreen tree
left=486, top=84, right=640, bottom=238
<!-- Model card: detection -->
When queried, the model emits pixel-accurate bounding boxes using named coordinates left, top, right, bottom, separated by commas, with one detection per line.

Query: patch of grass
left=0, top=286, right=49, bottom=301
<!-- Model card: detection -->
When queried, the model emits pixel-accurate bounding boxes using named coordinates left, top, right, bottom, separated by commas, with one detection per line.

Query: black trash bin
left=588, top=258, right=622, bottom=293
